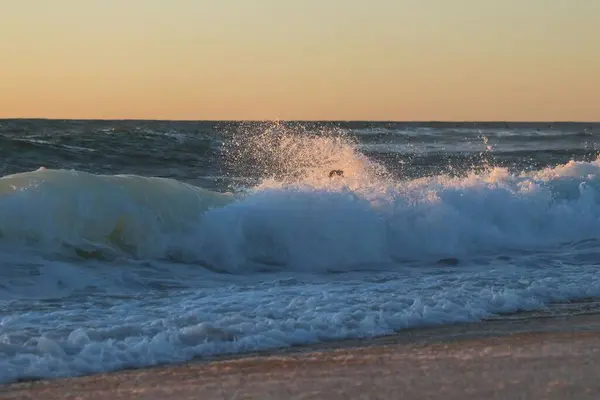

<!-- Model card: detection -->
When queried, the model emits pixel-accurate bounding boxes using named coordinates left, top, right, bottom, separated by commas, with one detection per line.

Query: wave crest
left=2, top=131, right=600, bottom=273
left=0, top=168, right=232, bottom=259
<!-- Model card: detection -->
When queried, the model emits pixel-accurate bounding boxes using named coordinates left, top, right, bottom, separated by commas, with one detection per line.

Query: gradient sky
left=1, top=0, right=599, bottom=121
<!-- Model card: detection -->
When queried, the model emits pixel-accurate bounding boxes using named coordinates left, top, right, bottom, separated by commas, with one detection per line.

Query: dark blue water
left=1, top=120, right=597, bottom=187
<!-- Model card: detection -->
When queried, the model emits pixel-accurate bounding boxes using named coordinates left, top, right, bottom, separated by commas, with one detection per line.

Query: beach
left=4, top=313, right=600, bottom=400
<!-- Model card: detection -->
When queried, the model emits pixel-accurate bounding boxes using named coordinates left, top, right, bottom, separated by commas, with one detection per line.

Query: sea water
left=0, top=120, right=599, bottom=383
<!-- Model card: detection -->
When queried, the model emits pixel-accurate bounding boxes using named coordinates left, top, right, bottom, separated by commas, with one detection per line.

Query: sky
left=0, top=0, right=599, bottom=121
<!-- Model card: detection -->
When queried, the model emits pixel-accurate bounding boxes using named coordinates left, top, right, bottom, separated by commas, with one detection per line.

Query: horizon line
left=1, top=117, right=599, bottom=124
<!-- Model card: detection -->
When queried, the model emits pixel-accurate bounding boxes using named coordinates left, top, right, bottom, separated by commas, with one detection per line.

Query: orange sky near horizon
left=1, top=0, right=599, bottom=121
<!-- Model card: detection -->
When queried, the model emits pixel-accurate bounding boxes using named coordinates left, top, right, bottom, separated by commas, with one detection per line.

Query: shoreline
left=4, top=312, right=600, bottom=399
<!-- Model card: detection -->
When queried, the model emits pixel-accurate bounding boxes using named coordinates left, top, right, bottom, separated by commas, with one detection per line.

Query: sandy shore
left=4, top=313, right=600, bottom=400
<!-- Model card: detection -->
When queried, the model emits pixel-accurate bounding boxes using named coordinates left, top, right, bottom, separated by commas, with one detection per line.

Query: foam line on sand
left=4, top=313, right=600, bottom=400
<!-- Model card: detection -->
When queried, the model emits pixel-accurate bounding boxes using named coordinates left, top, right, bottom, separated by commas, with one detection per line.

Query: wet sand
left=4, top=313, right=600, bottom=400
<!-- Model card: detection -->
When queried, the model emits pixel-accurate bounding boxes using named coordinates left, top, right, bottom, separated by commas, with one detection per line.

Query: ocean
left=0, top=119, right=599, bottom=383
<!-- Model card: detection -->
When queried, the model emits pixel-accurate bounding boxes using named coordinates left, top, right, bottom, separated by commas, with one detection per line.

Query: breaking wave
left=1, top=130, right=600, bottom=272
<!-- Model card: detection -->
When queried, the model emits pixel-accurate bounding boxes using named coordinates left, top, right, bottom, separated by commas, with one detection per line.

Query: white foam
left=191, top=157, right=600, bottom=272
left=2, top=263, right=600, bottom=383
